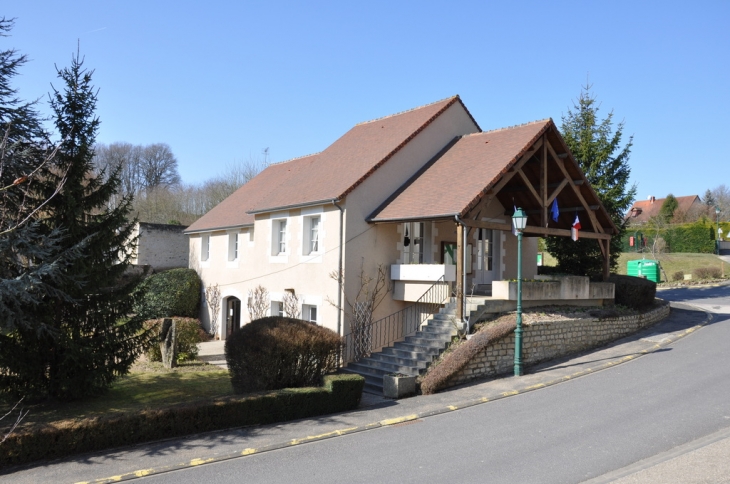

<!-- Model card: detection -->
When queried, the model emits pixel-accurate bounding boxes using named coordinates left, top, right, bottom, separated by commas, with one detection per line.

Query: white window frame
left=271, top=300, right=284, bottom=317
left=303, top=215, right=321, bottom=255
left=271, top=218, right=288, bottom=256
left=402, top=222, right=431, bottom=264
left=302, top=304, right=318, bottom=324
left=228, top=232, right=239, bottom=262
left=201, top=234, right=210, bottom=262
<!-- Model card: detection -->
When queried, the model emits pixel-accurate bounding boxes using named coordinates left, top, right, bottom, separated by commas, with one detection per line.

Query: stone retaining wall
left=448, top=301, right=671, bottom=387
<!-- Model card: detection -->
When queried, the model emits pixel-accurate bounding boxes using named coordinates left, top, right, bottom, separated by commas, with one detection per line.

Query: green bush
left=225, top=317, right=342, bottom=393
left=0, top=374, right=364, bottom=467
left=607, top=274, right=656, bottom=309
left=134, top=268, right=201, bottom=319
left=143, top=318, right=209, bottom=362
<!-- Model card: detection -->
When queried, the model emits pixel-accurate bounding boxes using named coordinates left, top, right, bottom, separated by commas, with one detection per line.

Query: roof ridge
left=355, top=95, right=459, bottom=126
left=472, top=118, right=552, bottom=136
left=269, top=152, right=320, bottom=166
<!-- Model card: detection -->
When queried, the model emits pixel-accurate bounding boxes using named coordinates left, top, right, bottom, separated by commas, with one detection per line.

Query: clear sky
left=5, top=1, right=729, bottom=203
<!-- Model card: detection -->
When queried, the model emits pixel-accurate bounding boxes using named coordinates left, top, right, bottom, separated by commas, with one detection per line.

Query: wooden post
left=603, top=238, right=611, bottom=281
left=456, top=222, right=464, bottom=321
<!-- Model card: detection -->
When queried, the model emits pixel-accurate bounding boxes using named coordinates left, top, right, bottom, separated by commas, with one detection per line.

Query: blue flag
left=551, top=198, right=559, bottom=223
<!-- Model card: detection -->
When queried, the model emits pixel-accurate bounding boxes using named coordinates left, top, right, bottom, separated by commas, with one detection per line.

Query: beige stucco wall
left=190, top=204, right=343, bottom=337
left=341, top=102, right=480, bottom=325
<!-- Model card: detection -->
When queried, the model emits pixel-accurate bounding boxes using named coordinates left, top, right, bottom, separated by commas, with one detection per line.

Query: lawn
left=2, top=361, right=233, bottom=428
left=540, top=251, right=727, bottom=281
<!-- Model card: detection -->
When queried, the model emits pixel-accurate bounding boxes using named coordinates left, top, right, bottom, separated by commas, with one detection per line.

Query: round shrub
left=225, top=317, right=342, bottom=394
left=134, top=268, right=201, bottom=319
left=607, top=274, right=656, bottom=310
left=143, top=318, right=209, bottom=362
left=672, top=271, right=685, bottom=282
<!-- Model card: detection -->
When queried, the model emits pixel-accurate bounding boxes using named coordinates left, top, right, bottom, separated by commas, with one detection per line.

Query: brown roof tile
left=369, top=120, right=551, bottom=221
left=627, top=195, right=701, bottom=223
left=186, top=96, right=469, bottom=232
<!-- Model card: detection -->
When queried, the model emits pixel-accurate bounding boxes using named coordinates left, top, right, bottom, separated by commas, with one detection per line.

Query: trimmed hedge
left=420, top=319, right=516, bottom=395
left=0, top=374, right=364, bottom=468
left=607, top=274, right=656, bottom=310
left=144, top=318, right=209, bottom=362
left=226, top=317, right=341, bottom=393
left=134, top=268, right=201, bottom=319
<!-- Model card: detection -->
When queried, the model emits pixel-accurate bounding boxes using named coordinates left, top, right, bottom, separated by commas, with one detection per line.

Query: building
left=185, top=96, right=616, bottom=343
left=626, top=195, right=703, bottom=224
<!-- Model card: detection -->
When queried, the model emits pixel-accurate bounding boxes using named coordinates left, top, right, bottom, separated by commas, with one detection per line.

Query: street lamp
left=512, top=207, right=528, bottom=377
left=717, top=206, right=722, bottom=255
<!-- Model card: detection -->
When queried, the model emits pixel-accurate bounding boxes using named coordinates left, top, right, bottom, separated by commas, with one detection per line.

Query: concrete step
left=404, top=334, right=450, bottom=348
left=381, top=346, right=440, bottom=362
left=368, top=352, right=429, bottom=369
left=393, top=341, right=443, bottom=356
left=347, top=359, right=419, bottom=375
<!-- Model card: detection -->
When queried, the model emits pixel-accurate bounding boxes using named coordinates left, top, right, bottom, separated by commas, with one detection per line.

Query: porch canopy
left=368, top=119, right=618, bottom=319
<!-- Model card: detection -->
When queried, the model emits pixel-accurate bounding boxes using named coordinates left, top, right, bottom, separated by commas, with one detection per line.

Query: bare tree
left=282, top=290, right=300, bottom=319
left=140, top=143, right=181, bottom=190
left=646, top=216, right=670, bottom=281
left=247, top=285, right=269, bottom=321
left=204, top=283, right=221, bottom=338
left=328, top=262, right=390, bottom=360
left=1, top=397, right=28, bottom=444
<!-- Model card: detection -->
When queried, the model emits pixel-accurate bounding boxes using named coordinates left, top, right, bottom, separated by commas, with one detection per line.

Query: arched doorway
left=225, top=297, right=241, bottom=338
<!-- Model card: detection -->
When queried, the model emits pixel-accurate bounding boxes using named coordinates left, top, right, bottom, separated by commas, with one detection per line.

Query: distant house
left=185, top=95, right=616, bottom=345
left=129, top=222, right=188, bottom=272
left=626, top=195, right=703, bottom=224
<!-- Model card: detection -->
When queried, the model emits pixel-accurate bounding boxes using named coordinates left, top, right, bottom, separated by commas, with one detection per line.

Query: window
left=403, top=222, right=429, bottom=263
left=228, top=232, right=238, bottom=261
left=303, top=304, right=318, bottom=324
left=201, top=234, right=210, bottom=261
left=271, top=301, right=284, bottom=317
left=272, top=219, right=287, bottom=255
left=303, top=215, right=321, bottom=255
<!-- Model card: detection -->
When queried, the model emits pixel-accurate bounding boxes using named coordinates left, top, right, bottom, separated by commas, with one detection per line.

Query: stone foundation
left=448, top=300, right=670, bottom=388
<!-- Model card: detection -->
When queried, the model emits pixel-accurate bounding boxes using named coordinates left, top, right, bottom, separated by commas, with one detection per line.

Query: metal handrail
left=341, top=276, right=450, bottom=364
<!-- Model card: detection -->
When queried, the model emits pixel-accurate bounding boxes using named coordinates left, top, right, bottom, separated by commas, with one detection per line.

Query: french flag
left=571, top=214, right=581, bottom=241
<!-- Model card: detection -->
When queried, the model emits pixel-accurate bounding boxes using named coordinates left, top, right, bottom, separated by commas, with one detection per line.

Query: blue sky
left=5, top=1, right=729, bottom=202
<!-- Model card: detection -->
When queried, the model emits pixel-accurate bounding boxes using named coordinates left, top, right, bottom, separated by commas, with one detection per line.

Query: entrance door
left=474, top=229, right=498, bottom=284
left=226, top=297, right=241, bottom=337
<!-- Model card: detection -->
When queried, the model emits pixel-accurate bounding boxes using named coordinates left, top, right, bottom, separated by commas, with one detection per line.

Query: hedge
left=134, top=268, right=201, bottom=319
left=0, top=374, right=364, bottom=468
left=623, top=220, right=725, bottom=254
left=607, top=274, right=656, bottom=310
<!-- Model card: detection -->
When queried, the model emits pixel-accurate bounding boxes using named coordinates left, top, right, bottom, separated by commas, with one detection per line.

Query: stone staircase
left=342, top=297, right=492, bottom=395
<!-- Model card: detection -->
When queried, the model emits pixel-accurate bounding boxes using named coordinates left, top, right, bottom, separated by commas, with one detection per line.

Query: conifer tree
left=545, top=86, right=636, bottom=277
left=659, top=194, right=678, bottom=223
left=1, top=49, right=148, bottom=401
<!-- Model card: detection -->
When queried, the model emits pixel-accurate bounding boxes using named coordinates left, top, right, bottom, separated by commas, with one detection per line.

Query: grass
left=540, top=251, right=728, bottom=280
left=1, top=361, right=233, bottom=428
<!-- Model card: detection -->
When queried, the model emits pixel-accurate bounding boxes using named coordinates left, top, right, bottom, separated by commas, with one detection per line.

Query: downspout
left=454, top=215, right=468, bottom=333
left=333, top=200, right=345, bottom=336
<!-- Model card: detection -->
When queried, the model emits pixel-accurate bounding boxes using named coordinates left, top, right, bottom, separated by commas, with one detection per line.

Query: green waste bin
left=627, top=259, right=661, bottom=283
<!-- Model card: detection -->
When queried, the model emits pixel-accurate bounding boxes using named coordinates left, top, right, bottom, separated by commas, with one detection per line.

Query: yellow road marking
left=525, top=383, right=545, bottom=390
left=501, top=390, right=519, bottom=397
left=190, top=458, right=214, bottom=466
left=241, top=448, right=257, bottom=456
left=380, top=414, right=418, bottom=426
left=448, top=405, right=458, bottom=410
left=134, top=469, right=153, bottom=477
left=289, top=427, right=358, bottom=445
left=481, top=397, right=490, bottom=402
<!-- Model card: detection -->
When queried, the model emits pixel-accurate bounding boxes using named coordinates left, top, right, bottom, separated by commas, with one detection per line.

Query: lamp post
left=512, top=207, right=528, bottom=376
left=717, top=206, right=722, bottom=255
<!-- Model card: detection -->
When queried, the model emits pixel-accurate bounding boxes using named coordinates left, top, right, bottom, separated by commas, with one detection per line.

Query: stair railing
left=341, top=276, right=450, bottom=364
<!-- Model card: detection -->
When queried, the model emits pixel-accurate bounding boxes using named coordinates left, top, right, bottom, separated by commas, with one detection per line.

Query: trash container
left=627, top=259, right=661, bottom=283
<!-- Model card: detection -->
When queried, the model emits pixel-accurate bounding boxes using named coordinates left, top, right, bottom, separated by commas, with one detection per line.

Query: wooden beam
left=461, top=218, right=612, bottom=240
left=546, top=178, right=569, bottom=205
left=547, top=141, right=604, bottom=234
left=603, top=239, right=611, bottom=280
left=516, top=169, right=541, bottom=205
left=482, top=137, right=544, bottom=210
left=500, top=179, right=583, bottom=193
left=513, top=205, right=600, bottom=215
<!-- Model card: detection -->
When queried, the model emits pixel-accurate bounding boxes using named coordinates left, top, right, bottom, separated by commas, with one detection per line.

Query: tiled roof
left=626, top=195, right=701, bottom=224
left=185, top=96, right=468, bottom=232
left=369, top=120, right=551, bottom=221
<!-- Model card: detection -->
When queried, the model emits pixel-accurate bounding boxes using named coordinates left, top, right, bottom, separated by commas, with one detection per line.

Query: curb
left=78, top=304, right=714, bottom=484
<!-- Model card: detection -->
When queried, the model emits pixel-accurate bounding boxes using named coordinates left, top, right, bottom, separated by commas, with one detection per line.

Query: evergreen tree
left=545, top=86, right=636, bottom=277
left=0, top=50, right=148, bottom=401
left=659, top=194, right=678, bottom=223
left=0, top=18, right=84, bottom=338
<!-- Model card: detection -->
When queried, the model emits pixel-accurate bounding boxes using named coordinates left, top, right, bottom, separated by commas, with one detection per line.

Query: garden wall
left=448, top=301, right=670, bottom=387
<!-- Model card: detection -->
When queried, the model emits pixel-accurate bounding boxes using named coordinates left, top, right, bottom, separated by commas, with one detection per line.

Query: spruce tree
left=1, top=50, right=148, bottom=401
left=659, top=194, right=678, bottom=223
left=545, top=86, right=636, bottom=277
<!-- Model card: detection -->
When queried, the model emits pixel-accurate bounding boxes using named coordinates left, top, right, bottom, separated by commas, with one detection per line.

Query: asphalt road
left=136, top=285, right=730, bottom=484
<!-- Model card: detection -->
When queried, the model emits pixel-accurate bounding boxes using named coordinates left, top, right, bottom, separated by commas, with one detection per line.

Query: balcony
left=391, top=264, right=455, bottom=302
